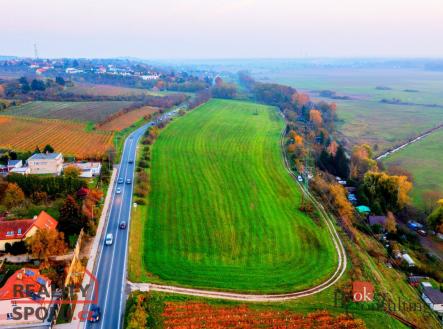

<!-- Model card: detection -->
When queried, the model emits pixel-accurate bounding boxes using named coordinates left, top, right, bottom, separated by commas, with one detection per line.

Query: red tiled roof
left=33, top=211, right=58, bottom=231
left=0, top=268, right=50, bottom=301
left=0, top=211, right=57, bottom=240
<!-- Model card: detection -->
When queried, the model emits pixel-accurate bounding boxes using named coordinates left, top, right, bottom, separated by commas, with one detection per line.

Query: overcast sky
left=1, top=0, right=443, bottom=59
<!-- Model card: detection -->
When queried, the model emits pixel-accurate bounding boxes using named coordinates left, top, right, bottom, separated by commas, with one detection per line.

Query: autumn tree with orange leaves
left=350, top=144, right=378, bottom=181
left=309, top=109, right=323, bottom=128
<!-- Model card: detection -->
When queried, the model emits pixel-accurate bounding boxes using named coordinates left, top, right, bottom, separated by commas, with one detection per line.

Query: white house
left=27, top=153, right=64, bottom=175
left=64, top=162, right=102, bottom=178
left=422, top=287, right=443, bottom=313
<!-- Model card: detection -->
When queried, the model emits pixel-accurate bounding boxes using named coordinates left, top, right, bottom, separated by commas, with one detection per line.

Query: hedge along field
left=3, top=100, right=134, bottom=123
left=0, top=115, right=113, bottom=159
left=143, top=99, right=337, bottom=293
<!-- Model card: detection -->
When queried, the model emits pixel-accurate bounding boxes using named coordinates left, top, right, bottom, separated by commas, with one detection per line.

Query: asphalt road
left=83, top=110, right=180, bottom=329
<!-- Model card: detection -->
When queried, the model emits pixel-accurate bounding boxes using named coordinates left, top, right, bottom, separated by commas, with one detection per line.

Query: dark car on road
left=118, top=177, right=124, bottom=184
left=128, top=159, right=134, bottom=164
left=119, top=221, right=127, bottom=229
left=88, top=305, right=101, bottom=323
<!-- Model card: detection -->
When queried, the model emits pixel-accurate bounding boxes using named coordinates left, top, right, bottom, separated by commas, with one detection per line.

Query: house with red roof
left=0, top=211, right=58, bottom=252
left=0, top=267, right=52, bottom=324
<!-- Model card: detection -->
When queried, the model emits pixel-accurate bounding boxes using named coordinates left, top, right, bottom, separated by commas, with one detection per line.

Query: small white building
left=141, top=74, right=160, bottom=81
left=65, top=67, right=84, bottom=74
left=64, top=162, right=102, bottom=178
left=7, top=159, right=22, bottom=171
left=402, top=253, right=415, bottom=267
left=422, top=287, right=443, bottom=313
left=9, top=167, right=30, bottom=175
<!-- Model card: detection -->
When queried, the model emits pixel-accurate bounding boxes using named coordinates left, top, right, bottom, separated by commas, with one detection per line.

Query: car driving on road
left=105, top=233, right=113, bottom=245
left=88, top=305, right=101, bottom=323
left=118, top=177, right=124, bottom=184
left=128, top=159, right=134, bottom=164
left=119, top=221, right=127, bottom=229
left=126, top=178, right=131, bottom=184
left=116, top=187, right=121, bottom=194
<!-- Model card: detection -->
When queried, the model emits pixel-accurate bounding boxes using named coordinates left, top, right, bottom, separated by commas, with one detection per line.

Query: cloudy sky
left=1, top=0, right=443, bottom=59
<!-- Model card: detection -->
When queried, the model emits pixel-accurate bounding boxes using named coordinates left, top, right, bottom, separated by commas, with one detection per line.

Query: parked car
left=417, top=229, right=427, bottom=236
left=105, top=233, right=113, bottom=245
left=88, top=305, right=101, bottom=323
left=119, top=221, right=127, bottom=229
left=116, top=187, right=122, bottom=194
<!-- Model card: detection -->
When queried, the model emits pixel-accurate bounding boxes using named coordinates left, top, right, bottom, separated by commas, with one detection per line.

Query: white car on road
left=105, top=233, right=113, bottom=245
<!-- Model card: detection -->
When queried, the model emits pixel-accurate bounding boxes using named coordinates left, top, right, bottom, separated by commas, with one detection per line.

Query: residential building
left=422, top=287, right=443, bottom=313
left=9, top=167, right=30, bottom=175
left=63, top=162, right=101, bottom=178
left=0, top=211, right=58, bottom=251
left=7, top=160, right=22, bottom=172
left=27, top=153, right=64, bottom=175
left=0, top=268, right=52, bottom=325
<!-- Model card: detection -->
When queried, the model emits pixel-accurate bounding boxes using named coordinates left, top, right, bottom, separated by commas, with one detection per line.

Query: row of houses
left=0, top=153, right=101, bottom=178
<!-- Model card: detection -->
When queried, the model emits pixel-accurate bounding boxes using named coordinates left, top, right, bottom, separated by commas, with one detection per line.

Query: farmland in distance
left=2, top=100, right=134, bottom=123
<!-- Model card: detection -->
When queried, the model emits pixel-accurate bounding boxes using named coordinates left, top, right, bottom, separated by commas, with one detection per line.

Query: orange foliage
left=162, top=302, right=366, bottom=329
left=292, top=92, right=310, bottom=108
left=287, top=144, right=297, bottom=153
left=0, top=116, right=113, bottom=159
left=294, top=135, right=303, bottom=145
left=0, top=84, right=5, bottom=97
left=309, top=109, right=323, bottom=127
left=328, top=140, right=338, bottom=156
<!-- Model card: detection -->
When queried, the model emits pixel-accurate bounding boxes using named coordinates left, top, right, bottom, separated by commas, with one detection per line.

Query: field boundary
left=375, top=123, right=443, bottom=160
left=128, top=107, right=347, bottom=302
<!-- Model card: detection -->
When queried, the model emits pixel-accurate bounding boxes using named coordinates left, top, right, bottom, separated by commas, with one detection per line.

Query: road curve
left=129, top=111, right=347, bottom=302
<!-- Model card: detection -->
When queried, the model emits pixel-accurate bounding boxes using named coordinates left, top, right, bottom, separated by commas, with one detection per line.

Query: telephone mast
left=34, top=43, right=39, bottom=60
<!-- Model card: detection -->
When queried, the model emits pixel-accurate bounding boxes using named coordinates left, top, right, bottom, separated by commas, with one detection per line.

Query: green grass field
left=3, top=100, right=134, bottom=123
left=141, top=99, right=337, bottom=293
left=334, top=100, right=443, bottom=153
left=383, top=128, right=443, bottom=208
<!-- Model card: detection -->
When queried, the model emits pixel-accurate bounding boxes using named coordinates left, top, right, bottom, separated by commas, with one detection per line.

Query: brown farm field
left=0, top=115, right=113, bottom=158
left=98, top=106, right=158, bottom=131
left=3, top=100, right=134, bottom=123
